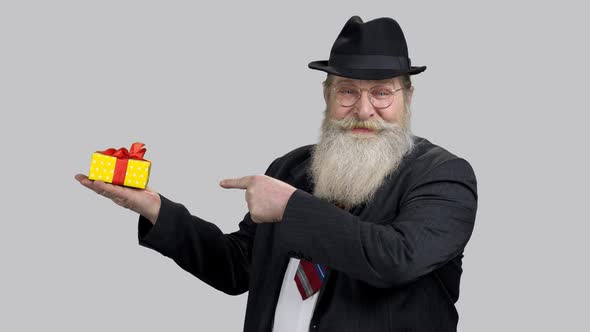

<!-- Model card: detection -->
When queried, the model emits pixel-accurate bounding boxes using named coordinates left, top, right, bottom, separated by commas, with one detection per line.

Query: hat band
left=329, top=54, right=410, bottom=70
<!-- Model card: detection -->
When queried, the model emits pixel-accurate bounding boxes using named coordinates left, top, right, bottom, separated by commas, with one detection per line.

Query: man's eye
left=337, top=87, right=357, bottom=95
left=373, top=89, right=392, bottom=97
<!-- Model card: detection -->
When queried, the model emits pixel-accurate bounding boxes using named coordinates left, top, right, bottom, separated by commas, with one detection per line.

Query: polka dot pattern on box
left=88, top=153, right=117, bottom=183
left=124, top=159, right=151, bottom=189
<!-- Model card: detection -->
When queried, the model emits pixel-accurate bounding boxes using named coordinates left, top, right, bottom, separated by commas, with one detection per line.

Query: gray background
left=1, top=0, right=588, bottom=331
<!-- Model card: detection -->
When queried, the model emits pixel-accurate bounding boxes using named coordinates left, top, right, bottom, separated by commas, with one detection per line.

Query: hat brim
left=308, top=60, right=426, bottom=80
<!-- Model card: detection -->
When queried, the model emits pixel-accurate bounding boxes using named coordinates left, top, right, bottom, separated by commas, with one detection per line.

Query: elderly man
left=76, top=16, right=478, bottom=332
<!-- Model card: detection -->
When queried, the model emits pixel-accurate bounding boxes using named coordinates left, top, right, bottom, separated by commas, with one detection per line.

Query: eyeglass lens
left=334, top=85, right=396, bottom=108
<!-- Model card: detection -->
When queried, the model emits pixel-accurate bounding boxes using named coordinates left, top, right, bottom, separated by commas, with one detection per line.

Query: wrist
left=143, top=192, right=161, bottom=225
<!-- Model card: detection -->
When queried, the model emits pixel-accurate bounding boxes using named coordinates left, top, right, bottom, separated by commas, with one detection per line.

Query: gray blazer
left=138, top=135, right=478, bottom=331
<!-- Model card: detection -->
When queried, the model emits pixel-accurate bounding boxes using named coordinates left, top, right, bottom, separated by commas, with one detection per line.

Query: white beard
left=308, top=109, right=414, bottom=210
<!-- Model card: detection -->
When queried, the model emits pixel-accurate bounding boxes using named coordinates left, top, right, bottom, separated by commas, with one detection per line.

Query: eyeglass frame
left=330, top=83, right=404, bottom=109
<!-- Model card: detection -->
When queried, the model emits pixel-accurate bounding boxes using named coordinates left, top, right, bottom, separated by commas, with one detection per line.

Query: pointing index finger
left=219, top=176, right=252, bottom=189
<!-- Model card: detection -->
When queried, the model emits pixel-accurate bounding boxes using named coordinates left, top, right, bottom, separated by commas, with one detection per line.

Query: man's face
left=325, top=76, right=412, bottom=132
left=308, top=75, right=415, bottom=210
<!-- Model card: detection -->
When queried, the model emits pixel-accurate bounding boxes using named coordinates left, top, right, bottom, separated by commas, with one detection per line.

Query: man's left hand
left=219, top=175, right=298, bottom=224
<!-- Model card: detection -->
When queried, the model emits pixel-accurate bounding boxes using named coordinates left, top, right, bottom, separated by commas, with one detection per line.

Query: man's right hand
left=74, top=174, right=161, bottom=225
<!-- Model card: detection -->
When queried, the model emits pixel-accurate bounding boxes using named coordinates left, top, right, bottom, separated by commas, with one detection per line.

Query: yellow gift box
left=88, top=142, right=151, bottom=189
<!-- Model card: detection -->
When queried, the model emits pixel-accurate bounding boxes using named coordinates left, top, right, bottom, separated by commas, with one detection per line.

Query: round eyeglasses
left=331, top=84, right=403, bottom=109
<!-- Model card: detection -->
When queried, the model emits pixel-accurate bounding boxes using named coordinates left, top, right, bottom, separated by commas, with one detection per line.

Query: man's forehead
left=333, top=77, right=395, bottom=85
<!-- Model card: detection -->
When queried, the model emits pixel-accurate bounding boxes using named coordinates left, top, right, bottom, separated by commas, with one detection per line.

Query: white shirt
left=272, top=257, right=321, bottom=332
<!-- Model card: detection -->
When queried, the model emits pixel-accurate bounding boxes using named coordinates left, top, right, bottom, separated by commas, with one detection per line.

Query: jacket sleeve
left=275, top=158, right=478, bottom=288
left=137, top=158, right=281, bottom=295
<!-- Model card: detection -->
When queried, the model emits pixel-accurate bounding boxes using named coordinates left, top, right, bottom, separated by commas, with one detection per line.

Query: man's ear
left=323, top=87, right=330, bottom=104
left=406, top=85, right=415, bottom=105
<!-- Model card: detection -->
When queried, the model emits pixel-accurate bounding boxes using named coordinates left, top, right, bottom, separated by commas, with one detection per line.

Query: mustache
left=331, top=116, right=387, bottom=131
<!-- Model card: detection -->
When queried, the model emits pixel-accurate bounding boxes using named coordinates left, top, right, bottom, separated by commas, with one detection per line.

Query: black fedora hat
left=308, top=16, right=426, bottom=80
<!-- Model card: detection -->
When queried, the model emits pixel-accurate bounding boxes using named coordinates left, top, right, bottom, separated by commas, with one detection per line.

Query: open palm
left=75, top=174, right=161, bottom=224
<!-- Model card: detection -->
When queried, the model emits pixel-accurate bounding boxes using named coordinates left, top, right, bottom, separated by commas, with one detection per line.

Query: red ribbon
left=99, top=142, right=147, bottom=161
left=98, top=142, right=149, bottom=186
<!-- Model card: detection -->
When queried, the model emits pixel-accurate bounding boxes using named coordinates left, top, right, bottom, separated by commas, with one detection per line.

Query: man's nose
left=354, top=91, right=376, bottom=120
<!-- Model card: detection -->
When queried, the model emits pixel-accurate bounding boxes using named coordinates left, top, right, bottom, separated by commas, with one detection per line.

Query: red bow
left=99, top=142, right=147, bottom=161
